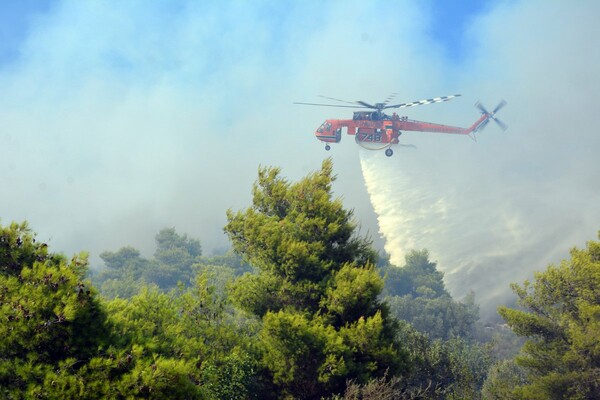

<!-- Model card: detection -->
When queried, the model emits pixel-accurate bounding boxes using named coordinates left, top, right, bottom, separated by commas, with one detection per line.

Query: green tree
left=498, top=234, right=600, bottom=399
left=94, top=246, right=149, bottom=298
left=382, top=249, right=447, bottom=298
left=481, top=360, right=528, bottom=400
left=195, top=249, right=253, bottom=277
left=224, top=159, right=407, bottom=399
left=392, top=321, right=493, bottom=400
left=94, top=228, right=204, bottom=297
left=0, top=221, right=112, bottom=398
left=381, top=250, right=479, bottom=340
left=100, top=246, right=145, bottom=271
left=155, top=227, right=202, bottom=261
left=105, top=272, right=259, bottom=399
left=0, top=222, right=210, bottom=398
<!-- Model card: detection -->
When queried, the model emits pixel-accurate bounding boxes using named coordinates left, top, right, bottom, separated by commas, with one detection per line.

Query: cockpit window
left=317, top=122, right=332, bottom=133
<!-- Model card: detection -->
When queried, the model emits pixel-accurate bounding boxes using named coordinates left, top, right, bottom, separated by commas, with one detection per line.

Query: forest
left=1, top=159, right=598, bottom=399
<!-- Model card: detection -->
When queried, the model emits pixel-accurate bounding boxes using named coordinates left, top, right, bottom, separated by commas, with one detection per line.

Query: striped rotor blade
left=492, top=99, right=507, bottom=114
left=384, top=94, right=461, bottom=109
left=317, top=95, right=357, bottom=105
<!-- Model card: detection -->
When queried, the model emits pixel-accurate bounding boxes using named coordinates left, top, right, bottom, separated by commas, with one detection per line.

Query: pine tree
left=225, top=159, right=407, bottom=399
left=0, top=222, right=109, bottom=397
left=498, top=234, right=600, bottom=399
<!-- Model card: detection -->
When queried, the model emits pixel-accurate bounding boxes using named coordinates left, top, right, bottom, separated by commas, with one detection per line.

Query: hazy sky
left=1, top=1, right=598, bottom=316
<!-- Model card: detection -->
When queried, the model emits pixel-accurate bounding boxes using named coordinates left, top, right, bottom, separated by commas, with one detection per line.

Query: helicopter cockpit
left=316, top=121, right=332, bottom=133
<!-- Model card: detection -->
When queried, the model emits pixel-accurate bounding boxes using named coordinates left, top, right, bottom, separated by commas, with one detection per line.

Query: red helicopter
left=295, top=94, right=507, bottom=156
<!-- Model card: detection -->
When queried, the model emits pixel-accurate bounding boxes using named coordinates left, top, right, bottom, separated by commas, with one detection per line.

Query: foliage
left=475, top=322, right=525, bottom=361
left=329, top=372, right=411, bottom=400
left=11, top=156, right=581, bottom=397
left=382, top=249, right=447, bottom=298
left=0, top=221, right=112, bottom=398
left=92, top=246, right=149, bottom=298
left=481, top=360, right=528, bottom=400
left=381, top=250, right=479, bottom=340
left=224, top=159, right=407, bottom=399
left=498, top=234, right=600, bottom=399
left=196, top=249, right=253, bottom=277
left=155, top=227, right=202, bottom=262
left=0, top=221, right=257, bottom=398
left=386, top=294, right=479, bottom=341
left=94, top=228, right=203, bottom=296
left=394, top=321, right=493, bottom=399
left=93, top=230, right=252, bottom=299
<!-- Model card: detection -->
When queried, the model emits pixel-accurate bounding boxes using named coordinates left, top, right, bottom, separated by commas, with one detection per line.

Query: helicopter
left=295, top=94, right=507, bottom=157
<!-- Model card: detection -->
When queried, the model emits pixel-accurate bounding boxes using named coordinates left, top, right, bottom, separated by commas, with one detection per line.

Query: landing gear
left=325, top=144, right=331, bottom=151
left=385, top=148, right=393, bottom=157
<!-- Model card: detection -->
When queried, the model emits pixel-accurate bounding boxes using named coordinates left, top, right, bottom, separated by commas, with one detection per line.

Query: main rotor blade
left=384, top=94, right=461, bottom=109
left=357, top=101, right=377, bottom=109
left=317, top=95, right=358, bottom=105
left=293, top=102, right=369, bottom=108
left=383, top=92, right=399, bottom=104
left=493, top=117, right=508, bottom=131
left=475, top=101, right=489, bottom=114
left=492, top=100, right=507, bottom=114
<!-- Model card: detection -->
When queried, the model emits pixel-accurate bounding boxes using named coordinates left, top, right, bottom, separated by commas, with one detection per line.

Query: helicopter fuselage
left=298, top=94, right=505, bottom=156
left=314, top=112, right=487, bottom=146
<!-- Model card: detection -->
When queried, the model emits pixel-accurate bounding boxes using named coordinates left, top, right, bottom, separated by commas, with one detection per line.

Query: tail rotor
left=492, top=99, right=507, bottom=114
left=475, top=100, right=508, bottom=131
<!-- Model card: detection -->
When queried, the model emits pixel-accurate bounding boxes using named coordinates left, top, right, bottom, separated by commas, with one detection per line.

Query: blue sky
left=0, top=0, right=53, bottom=64
left=0, top=0, right=492, bottom=67
left=425, top=0, right=494, bottom=62
left=0, top=0, right=598, bottom=315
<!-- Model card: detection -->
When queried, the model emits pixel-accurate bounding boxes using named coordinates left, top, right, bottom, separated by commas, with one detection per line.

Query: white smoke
left=1, top=1, right=598, bottom=314
left=359, top=130, right=597, bottom=317
left=356, top=1, right=600, bottom=318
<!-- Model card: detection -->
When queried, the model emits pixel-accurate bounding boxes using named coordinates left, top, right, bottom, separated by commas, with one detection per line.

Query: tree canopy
left=0, top=221, right=253, bottom=399
left=4, top=159, right=595, bottom=399
left=224, top=159, right=407, bottom=398
left=381, top=249, right=480, bottom=341
left=497, top=234, right=600, bottom=399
